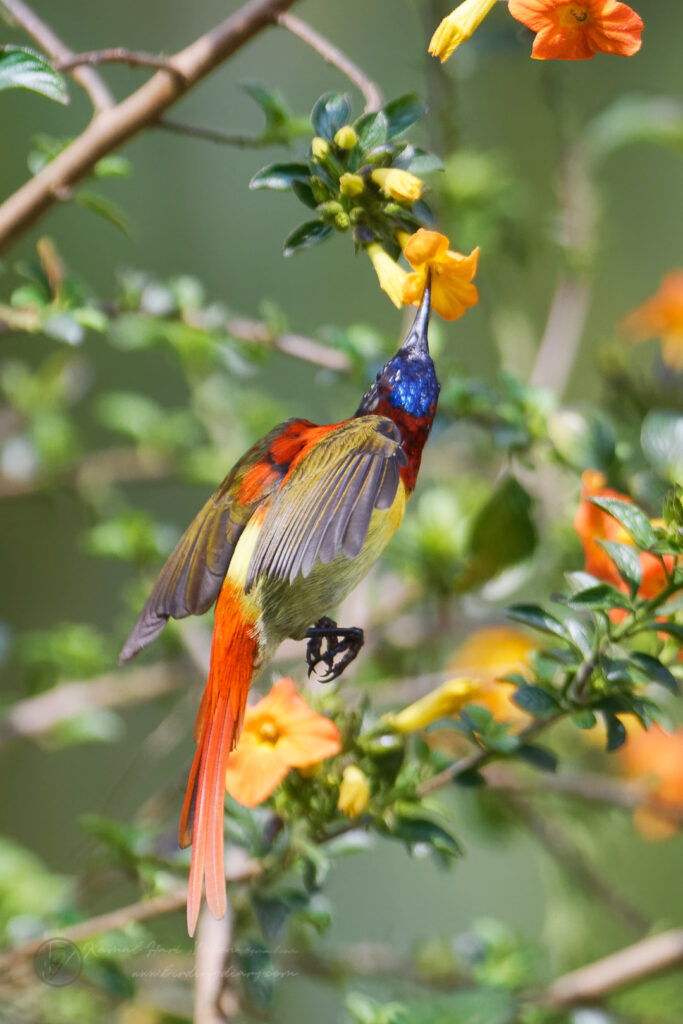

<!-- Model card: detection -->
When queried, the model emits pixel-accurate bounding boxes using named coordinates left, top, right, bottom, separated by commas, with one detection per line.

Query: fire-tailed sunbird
left=120, top=284, right=439, bottom=935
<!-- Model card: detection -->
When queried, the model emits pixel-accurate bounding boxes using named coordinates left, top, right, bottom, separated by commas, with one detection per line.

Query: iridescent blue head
left=356, top=280, right=439, bottom=420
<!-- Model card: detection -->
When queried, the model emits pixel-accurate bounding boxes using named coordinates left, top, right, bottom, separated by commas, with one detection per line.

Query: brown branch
left=485, top=765, right=683, bottom=826
left=545, top=928, right=683, bottom=1010
left=0, top=0, right=114, bottom=112
left=0, top=0, right=301, bottom=254
left=0, top=662, right=185, bottom=746
left=278, top=12, right=382, bottom=113
left=54, top=48, right=180, bottom=75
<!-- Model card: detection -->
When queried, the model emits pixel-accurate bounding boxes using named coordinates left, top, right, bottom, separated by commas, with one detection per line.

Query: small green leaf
left=311, top=91, right=351, bottom=140
left=643, top=621, right=683, bottom=643
left=354, top=110, right=389, bottom=150
left=603, top=712, right=627, bottom=752
left=567, top=583, right=631, bottom=610
left=512, top=685, right=560, bottom=716
left=283, top=219, right=333, bottom=257
left=93, top=155, right=133, bottom=179
left=629, top=652, right=680, bottom=693
left=249, top=161, right=311, bottom=191
left=454, top=768, right=487, bottom=787
left=571, top=710, right=597, bottom=730
left=506, top=604, right=568, bottom=640
left=588, top=496, right=657, bottom=550
left=516, top=744, right=558, bottom=773
left=243, top=80, right=292, bottom=128
left=291, top=179, right=317, bottom=208
left=597, top=540, right=642, bottom=596
left=641, top=410, right=683, bottom=485
left=383, top=93, right=427, bottom=138
left=75, top=190, right=132, bottom=238
left=0, top=46, right=68, bottom=104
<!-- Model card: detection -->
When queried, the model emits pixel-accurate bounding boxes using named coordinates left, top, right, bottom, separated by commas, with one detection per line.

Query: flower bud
left=371, top=167, right=424, bottom=203
left=339, top=172, right=365, bottom=198
left=311, top=137, right=330, bottom=161
left=334, top=125, right=358, bottom=150
left=337, top=765, right=370, bottom=818
left=334, top=211, right=350, bottom=231
left=317, top=200, right=343, bottom=220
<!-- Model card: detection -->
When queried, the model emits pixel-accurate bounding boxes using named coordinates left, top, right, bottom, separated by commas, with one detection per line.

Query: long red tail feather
left=179, top=582, right=257, bottom=936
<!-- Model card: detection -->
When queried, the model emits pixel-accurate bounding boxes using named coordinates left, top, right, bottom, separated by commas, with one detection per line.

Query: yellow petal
left=428, top=0, right=499, bottom=62
left=367, top=243, right=408, bottom=309
left=387, top=677, right=482, bottom=732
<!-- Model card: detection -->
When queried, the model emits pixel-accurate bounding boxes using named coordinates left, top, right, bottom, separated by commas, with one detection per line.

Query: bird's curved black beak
left=402, top=275, right=432, bottom=355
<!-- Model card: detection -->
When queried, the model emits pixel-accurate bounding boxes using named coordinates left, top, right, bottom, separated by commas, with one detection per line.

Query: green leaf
left=75, top=190, right=132, bottom=238
left=249, top=161, right=311, bottom=191
left=391, top=811, right=462, bottom=859
left=354, top=110, right=389, bottom=150
left=93, top=155, right=133, bottom=179
left=516, top=744, right=558, bottom=773
left=235, top=941, right=276, bottom=1010
left=283, top=219, right=333, bottom=257
left=311, top=91, right=351, bottom=140
left=547, top=409, right=615, bottom=472
left=597, top=540, right=642, bottom=596
left=399, top=988, right=517, bottom=1024
left=512, top=685, right=560, bottom=716
left=0, top=46, right=68, bottom=104
left=603, top=712, right=627, bottom=752
left=643, top=621, right=683, bottom=643
left=571, top=710, right=597, bottom=730
left=291, top=179, right=317, bottom=208
left=588, top=496, right=657, bottom=550
left=383, top=93, right=427, bottom=138
left=243, top=80, right=293, bottom=128
left=456, top=476, right=536, bottom=589
left=629, top=652, right=680, bottom=693
left=506, top=604, right=568, bottom=640
left=567, top=583, right=631, bottom=610
left=641, top=410, right=683, bottom=485
left=454, top=768, right=487, bottom=787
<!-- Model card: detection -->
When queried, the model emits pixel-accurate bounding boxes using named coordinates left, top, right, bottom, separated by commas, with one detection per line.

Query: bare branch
left=0, top=0, right=301, bottom=254
left=278, top=12, right=382, bottom=113
left=0, top=663, right=185, bottom=746
left=157, top=118, right=274, bottom=149
left=54, top=48, right=180, bottom=75
left=0, top=0, right=114, bottom=112
left=545, top=928, right=683, bottom=1009
left=529, top=274, right=591, bottom=394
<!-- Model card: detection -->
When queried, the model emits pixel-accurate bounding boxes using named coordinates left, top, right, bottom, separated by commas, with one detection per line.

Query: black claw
left=305, top=616, right=364, bottom=682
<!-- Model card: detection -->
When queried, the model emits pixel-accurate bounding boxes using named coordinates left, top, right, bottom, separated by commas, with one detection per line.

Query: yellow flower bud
left=428, top=0, right=498, bottom=63
left=366, top=242, right=408, bottom=309
left=311, top=137, right=330, bottom=161
left=337, top=765, right=370, bottom=818
left=385, top=677, right=482, bottom=733
left=371, top=167, right=424, bottom=203
left=334, top=125, right=358, bottom=150
left=339, top=172, right=365, bottom=198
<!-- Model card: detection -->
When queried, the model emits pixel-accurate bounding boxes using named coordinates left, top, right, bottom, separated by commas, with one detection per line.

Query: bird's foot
left=305, top=616, right=364, bottom=683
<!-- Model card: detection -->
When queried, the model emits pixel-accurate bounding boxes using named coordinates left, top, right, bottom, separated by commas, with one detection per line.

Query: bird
left=119, top=281, right=439, bottom=935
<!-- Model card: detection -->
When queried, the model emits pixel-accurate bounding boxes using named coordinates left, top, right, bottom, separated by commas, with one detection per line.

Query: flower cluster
left=429, top=0, right=644, bottom=62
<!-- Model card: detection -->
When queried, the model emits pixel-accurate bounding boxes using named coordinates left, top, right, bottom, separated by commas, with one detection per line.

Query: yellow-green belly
left=226, top=480, right=406, bottom=656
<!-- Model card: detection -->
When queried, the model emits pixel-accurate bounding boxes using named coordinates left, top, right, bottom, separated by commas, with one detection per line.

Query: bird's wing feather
left=246, top=416, right=406, bottom=590
left=119, top=418, right=325, bottom=662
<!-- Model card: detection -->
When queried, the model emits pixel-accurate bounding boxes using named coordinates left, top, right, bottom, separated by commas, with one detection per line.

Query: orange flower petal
left=621, top=270, right=683, bottom=371
left=508, top=0, right=643, bottom=61
left=404, top=228, right=450, bottom=268
left=225, top=742, right=290, bottom=807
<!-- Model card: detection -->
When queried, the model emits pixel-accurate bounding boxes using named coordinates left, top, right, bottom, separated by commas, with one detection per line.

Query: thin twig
left=417, top=712, right=564, bottom=796
left=484, top=765, right=683, bottom=826
left=0, top=663, right=185, bottom=746
left=544, top=928, right=683, bottom=1009
left=157, top=118, right=272, bottom=149
left=509, top=794, right=651, bottom=935
left=0, top=0, right=114, bottom=112
left=54, top=48, right=181, bottom=75
left=0, top=0, right=301, bottom=253
left=529, top=274, right=591, bottom=394
left=0, top=850, right=261, bottom=969
left=278, top=12, right=382, bottom=113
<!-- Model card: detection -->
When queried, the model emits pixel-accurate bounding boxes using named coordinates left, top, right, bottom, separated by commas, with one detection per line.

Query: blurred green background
left=1, top=0, right=682, bottom=1020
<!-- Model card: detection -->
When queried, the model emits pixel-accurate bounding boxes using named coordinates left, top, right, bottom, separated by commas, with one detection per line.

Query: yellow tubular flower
left=429, top=0, right=499, bottom=62
left=386, top=678, right=482, bottom=733
left=371, top=167, right=424, bottom=203
left=339, top=172, right=365, bottom=198
left=366, top=242, right=408, bottom=309
left=337, top=765, right=371, bottom=818
left=334, top=125, right=358, bottom=150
